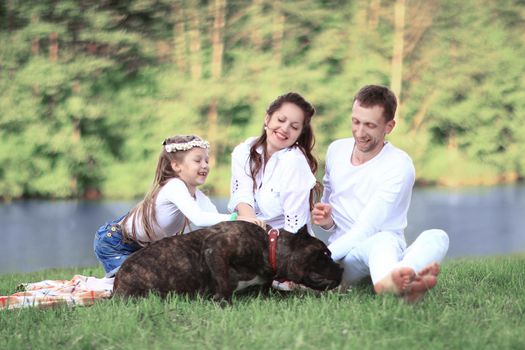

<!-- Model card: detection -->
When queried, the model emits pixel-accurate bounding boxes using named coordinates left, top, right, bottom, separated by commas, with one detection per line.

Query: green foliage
left=1, top=0, right=524, bottom=199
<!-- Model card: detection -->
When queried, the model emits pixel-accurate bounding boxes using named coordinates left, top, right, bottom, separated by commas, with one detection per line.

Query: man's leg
left=339, top=232, right=405, bottom=290
left=367, top=232, right=417, bottom=295
left=393, top=229, right=449, bottom=301
left=398, top=229, right=449, bottom=274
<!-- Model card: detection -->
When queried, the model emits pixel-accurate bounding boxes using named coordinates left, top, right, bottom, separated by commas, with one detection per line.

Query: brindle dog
left=113, top=221, right=342, bottom=303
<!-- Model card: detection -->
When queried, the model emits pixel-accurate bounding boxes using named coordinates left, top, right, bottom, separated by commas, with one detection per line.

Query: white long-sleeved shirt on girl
left=321, top=138, right=415, bottom=260
left=228, top=137, right=316, bottom=233
left=124, top=177, right=231, bottom=242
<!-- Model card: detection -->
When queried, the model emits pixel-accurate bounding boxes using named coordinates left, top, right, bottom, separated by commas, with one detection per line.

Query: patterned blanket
left=0, top=275, right=113, bottom=310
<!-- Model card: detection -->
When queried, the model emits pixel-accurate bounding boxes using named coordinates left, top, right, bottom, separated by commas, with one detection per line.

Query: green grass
left=1, top=256, right=524, bottom=350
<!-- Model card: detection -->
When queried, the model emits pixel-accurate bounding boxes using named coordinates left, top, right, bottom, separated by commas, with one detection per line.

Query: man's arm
left=328, top=165, right=415, bottom=260
left=312, top=145, right=337, bottom=232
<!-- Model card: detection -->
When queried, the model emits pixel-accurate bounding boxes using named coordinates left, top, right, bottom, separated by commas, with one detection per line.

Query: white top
left=321, top=138, right=415, bottom=260
left=228, top=137, right=316, bottom=233
left=124, top=178, right=231, bottom=242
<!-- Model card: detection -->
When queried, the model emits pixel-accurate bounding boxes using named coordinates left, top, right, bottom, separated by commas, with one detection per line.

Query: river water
left=1, top=185, right=524, bottom=274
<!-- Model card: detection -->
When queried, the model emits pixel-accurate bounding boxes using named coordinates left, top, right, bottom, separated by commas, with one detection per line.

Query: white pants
left=339, top=229, right=449, bottom=288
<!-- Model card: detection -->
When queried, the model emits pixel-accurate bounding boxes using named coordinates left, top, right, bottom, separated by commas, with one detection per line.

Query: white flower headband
left=163, top=139, right=210, bottom=153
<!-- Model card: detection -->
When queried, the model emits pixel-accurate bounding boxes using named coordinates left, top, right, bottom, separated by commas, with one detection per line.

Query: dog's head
left=281, top=225, right=343, bottom=291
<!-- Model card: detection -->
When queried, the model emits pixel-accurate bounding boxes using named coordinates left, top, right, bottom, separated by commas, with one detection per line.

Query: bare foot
left=403, top=265, right=440, bottom=303
left=374, top=267, right=416, bottom=295
left=403, top=276, right=437, bottom=303
left=418, top=262, right=440, bottom=278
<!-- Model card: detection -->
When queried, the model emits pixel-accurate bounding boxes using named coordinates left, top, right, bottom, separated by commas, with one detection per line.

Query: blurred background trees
left=1, top=0, right=524, bottom=200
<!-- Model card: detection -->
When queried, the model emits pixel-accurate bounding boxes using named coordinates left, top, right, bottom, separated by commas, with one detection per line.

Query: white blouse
left=124, top=178, right=231, bottom=242
left=228, top=137, right=316, bottom=233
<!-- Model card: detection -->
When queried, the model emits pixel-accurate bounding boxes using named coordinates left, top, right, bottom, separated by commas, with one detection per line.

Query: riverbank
left=2, top=186, right=525, bottom=275
left=1, top=255, right=524, bottom=349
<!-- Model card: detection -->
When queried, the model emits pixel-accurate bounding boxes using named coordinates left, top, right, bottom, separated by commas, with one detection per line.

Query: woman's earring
left=264, top=124, right=268, bottom=130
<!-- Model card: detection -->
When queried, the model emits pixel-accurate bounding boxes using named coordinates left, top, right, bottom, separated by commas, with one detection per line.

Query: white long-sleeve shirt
left=321, top=138, right=415, bottom=260
left=124, top=178, right=230, bottom=242
left=228, top=137, right=316, bottom=233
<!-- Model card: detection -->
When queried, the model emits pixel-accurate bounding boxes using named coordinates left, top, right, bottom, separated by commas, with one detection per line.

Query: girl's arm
left=236, top=203, right=256, bottom=218
left=164, top=180, right=231, bottom=227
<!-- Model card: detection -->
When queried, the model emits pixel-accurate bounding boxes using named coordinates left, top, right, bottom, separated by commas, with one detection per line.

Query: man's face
left=351, top=100, right=395, bottom=154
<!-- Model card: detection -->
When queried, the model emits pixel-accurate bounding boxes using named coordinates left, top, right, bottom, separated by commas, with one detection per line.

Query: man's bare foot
left=403, top=274, right=438, bottom=303
left=374, top=267, right=416, bottom=295
left=374, top=264, right=440, bottom=302
left=418, top=262, right=440, bottom=278
left=402, top=263, right=441, bottom=303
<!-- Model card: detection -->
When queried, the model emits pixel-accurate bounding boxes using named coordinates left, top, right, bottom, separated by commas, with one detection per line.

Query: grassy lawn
left=1, top=256, right=524, bottom=350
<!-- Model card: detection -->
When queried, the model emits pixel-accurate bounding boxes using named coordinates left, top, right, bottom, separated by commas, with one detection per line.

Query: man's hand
left=312, top=203, right=335, bottom=230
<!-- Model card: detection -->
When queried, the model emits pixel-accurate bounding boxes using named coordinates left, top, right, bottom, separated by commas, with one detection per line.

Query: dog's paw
left=212, top=293, right=232, bottom=308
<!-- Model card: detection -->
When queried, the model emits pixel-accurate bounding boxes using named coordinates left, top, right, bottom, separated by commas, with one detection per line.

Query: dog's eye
left=318, top=250, right=330, bottom=261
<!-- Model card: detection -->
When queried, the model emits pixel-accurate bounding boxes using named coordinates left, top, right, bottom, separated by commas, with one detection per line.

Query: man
left=312, top=85, right=449, bottom=301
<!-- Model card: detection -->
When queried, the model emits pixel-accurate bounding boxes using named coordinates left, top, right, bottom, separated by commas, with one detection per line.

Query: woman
left=228, top=92, right=320, bottom=243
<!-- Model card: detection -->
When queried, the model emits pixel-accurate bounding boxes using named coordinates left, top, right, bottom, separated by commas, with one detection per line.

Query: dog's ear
left=296, top=225, right=309, bottom=237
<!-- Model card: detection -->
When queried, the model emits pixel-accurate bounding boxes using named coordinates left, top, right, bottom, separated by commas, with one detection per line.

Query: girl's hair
left=248, top=92, right=321, bottom=209
left=121, top=135, right=207, bottom=245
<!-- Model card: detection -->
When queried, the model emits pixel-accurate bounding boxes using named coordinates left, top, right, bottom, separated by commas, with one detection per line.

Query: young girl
left=94, top=135, right=258, bottom=277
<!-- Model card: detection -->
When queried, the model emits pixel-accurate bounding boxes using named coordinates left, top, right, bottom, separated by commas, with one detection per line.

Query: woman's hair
left=121, top=135, right=207, bottom=244
left=248, top=92, right=321, bottom=209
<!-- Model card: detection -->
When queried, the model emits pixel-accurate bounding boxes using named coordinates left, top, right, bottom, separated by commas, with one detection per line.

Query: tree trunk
left=31, top=15, right=39, bottom=55
left=390, top=0, right=405, bottom=116
left=251, top=0, right=264, bottom=49
left=368, top=0, right=381, bottom=29
left=207, top=0, right=226, bottom=168
left=211, top=0, right=226, bottom=79
left=188, top=1, right=202, bottom=80
left=172, top=0, right=187, bottom=72
left=272, top=0, right=284, bottom=65
left=49, top=32, right=58, bottom=63
left=70, top=81, right=81, bottom=194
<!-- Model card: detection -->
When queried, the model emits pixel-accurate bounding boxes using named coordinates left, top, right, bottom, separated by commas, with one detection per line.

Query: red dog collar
left=267, top=228, right=280, bottom=273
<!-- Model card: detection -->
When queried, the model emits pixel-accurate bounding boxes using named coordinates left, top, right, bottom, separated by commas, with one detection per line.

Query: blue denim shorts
left=93, top=214, right=141, bottom=277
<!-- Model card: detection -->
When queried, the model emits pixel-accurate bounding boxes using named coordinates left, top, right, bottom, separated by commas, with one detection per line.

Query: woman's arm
left=278, top=153, right=316, bottom=233
left=228, top=141, right=257, bottom=214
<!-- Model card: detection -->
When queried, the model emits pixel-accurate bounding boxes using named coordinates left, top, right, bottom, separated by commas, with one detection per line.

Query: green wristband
left=230, top=212, right=238, bottom=221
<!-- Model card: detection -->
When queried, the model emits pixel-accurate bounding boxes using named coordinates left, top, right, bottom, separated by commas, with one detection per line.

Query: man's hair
left=353, top=85, right=398, bottom=122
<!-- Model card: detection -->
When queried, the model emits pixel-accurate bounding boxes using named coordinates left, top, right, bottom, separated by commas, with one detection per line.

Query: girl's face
left=171, top=147, right=209, bottom=194
left=265, top=102, right=305, bottom=156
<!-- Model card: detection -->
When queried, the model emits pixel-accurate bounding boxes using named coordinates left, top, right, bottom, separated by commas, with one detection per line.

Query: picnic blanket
left=0, top=275, right=113, bottom=310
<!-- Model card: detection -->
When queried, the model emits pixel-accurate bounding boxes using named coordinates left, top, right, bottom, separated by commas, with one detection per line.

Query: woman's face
left=265, top=102, right=305, bottom=156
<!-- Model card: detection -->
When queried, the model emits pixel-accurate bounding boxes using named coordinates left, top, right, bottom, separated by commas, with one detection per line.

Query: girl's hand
left=237, top=216, right=266, bottom=229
